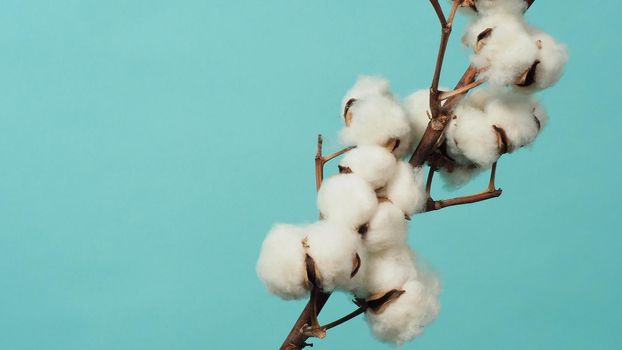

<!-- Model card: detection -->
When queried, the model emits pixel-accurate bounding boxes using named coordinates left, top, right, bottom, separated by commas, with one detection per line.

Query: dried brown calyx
left=357, top=223, right=369, bottom=237
left=351, top=253, right=361, bottom=278
left=338, top=165, right=352, bottom=174
left=476, top=27, right=493, bottom=53
left=343, top=98, right=357, bottom=126
left=366, top=289, right=406, bottom=314
left=304, top=253, right=323, bottom=290
left=492, top=125, right=512, bottom=155
left=384, top=137, right=401, bottom=152
left=515, top=60, right=541, bottom=87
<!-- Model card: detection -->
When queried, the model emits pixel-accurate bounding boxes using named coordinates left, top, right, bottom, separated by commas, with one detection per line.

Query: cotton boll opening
left=317, top=174, right=378, bottom=229
left=445, top=102, right=500, bottom=167
left=305, top=221, right=367, bottom=294
left=463, top=14, right=539, bottom=87
left=485, top=91, right=545, bottom=150
left=256, top=224, right=309, bottom=300
left=341, top=76, right=392, bottom=117
left=364, top=202, right=408, bottom=254
left=475, top=0, right=528, bottom=15
left=339, top=145, right=398, bottom=190
left=516, top=27, right=569, bottom=91
left=339, top=95, right=411, bottom=154
left=366, top=278, right=441, bottom=345
left=382, top=162, right=427, bottom=216
left=365, top=246, right=417, bottom=296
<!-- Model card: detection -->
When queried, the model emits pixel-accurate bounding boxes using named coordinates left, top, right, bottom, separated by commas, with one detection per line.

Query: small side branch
left=427, top=188, right=502, bottom=212
left=439, top=79, right=485, bottom=101
left=314, top=134, right=354, bottom=191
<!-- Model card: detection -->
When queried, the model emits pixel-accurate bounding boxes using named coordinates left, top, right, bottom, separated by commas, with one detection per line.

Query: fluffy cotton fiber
left=339, top=95, right=412, bottom=157
left=445, top=97, right=500, bottom=167
left=463, top=13, right=539, bottom=87
left=305, top=221, right=366, bottom=294
left=365, top=246, right=417, bottom=296
left=381, top=162, right=427, bottom=216
left=341, top=76, right=392, bottom=117
left=519, top=27, right=569, bottom=91
left=403, top=89, right=432, bottom=149
left=339, top=145, right=398, bottom=190
left=317, top=174, right=378, bottom=229
left=474, top=0, right=528, bottom=15
left=366, top=277, right=441, bottom=345
left=256, top=224, right=309, bottom=300
left=364, top=201, right=408, bottom=254
left=486, top=91, right=547, bottom=150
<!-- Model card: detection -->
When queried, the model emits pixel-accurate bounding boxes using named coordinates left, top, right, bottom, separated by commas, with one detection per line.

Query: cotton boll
left=382, top=162, right=427, bottom=216
left=317, top=174, right=378, bottom=230
left=365, top=246, right=417, bottom=295
left=403, top=89, right=431, bottom=148
left=474, top=0, right=527, bottom=15
left=463, top=14, right=539, bottom=87
left=339, top=95, right=411, bottom=156
left=341, top=75, right=392, bottom=117
left=364, top=202, right=408, bottom=253
left=256, top=224, right=309, bottom=300
left=366, top=278, right=441, bottom=345
left=445, top=102, right=500, bottom=167
left=516, top=27, right=569, bottom=91
left=439, top=165, right=487, bottom=189
left=339, top=145, right=397, bottom=190
left=305, top=221, right=366, bottom=294
left=485, top=92, right=545, bottom=150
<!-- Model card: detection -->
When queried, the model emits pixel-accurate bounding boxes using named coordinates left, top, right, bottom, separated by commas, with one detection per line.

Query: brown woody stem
left=439, top=79, right=485, bottom=101
left=427, top=188, right=503, bottom=212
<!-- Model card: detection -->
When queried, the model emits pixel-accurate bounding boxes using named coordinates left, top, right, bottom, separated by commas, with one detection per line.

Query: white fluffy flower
left=305, top=221, right=366, bottom=294
left=339, top=95, right=411, bottom=157
left=364, top=201, right=408, bottom=254
left=365, top=246, right=417, bottom=296
left=403, top=89, right=431, bottom=149
left=474, top=0, right=528, bottom=15
left=339, top=145, right=398, bottom=190
left=256, top=224, right=309, bottom=300
left=381, top=162, right=427, bottom=217
left=341, top=75, right=392, bottom=117
left=444, top=90, right=547, bottom=168
left=463, top=13, right=539, bottom=87
left=366, top=277, right=441, bottom=345
left=445, top=94, right=499, bottom=167
left=317, top=174, right=378, bottom=230
left=518, top=27, right=569, bottom=91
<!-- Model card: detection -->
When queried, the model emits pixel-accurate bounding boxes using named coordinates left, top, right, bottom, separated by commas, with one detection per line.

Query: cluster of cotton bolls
left=403, top=0, right=567, bottom=186
left=257, top=76, right=440, bottom=345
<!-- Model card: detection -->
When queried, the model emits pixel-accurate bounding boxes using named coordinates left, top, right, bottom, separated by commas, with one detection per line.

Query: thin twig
left=427, top=188, right=503, bottom=212
left=320, top=306, right=367, bottom=331
left=323, top=146, right=355, bottom=163
left=439, top=79, right=485, bottom=101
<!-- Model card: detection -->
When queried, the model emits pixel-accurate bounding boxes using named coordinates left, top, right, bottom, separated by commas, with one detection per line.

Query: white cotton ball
left=366, top=277, right=441, bottom=345
left=439, top=165, right=487, bottom=189
left=381, top=162, right=427, bottom=216
left=339, top=95, right=412, bottom=156
left=474, top=0, right=528, bottom=15
left=463, top=13, right=539, bottom=87
left=305, top=221, right=366, bottom=294
left=317, top=174, right=378, bottom=230
left=445, top=99, right=500, bottom=167
left=256, top=224, right=309, bottom=300
left=339, top=145, right=398, bottom=190
left=365, top=246, right=417, bottom=296
left=341, top=75, right=392, bottom=117
left=517, top=27, right=569, bottom=91
left=485, top=91, right=545, bottom=150
left=364, top=201, right=408, bottom=254
left=403, top=89, right=431, bottom=149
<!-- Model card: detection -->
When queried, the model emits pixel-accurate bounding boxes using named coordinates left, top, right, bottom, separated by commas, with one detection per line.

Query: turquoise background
left=0, top=1, right=619, bottom=349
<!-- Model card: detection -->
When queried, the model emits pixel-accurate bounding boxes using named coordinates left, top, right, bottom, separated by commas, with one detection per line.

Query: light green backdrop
left=0, top=1, right=619, bottom=349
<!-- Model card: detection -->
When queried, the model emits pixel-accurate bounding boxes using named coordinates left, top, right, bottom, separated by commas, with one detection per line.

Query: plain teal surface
left=0, top=1, right=619, bottom=349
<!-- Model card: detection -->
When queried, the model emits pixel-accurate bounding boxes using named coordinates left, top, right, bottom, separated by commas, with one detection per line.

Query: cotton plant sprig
left=257, top=1, right=567, bottom=349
